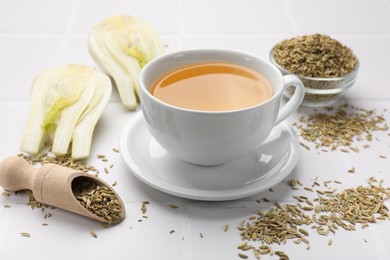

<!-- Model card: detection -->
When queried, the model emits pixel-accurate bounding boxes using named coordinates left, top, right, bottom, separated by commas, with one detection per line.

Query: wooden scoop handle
left=0, top=156, right=36, bottom=191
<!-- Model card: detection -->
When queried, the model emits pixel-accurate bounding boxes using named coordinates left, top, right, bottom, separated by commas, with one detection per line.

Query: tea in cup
left=140, top=49, right=305, bottom=166
left=150, top=62, right=273, bottom=111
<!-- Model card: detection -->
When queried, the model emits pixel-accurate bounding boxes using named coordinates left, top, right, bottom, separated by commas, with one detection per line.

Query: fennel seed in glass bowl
left=270, top=34, right=359, bottom=107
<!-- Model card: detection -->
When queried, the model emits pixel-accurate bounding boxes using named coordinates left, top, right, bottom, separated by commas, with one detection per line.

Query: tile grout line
left=178, top=203, right=193, bottom=260
left=282, top=0, right=300, bottom=34
left=379, top=0, right=390, bottom=12
left=54, top=0, right=79, bottom=65
left=366, top=225, right=390, bottom=260
left=0, top=206, right=17, bottom=254
left=2, top=32, right=390, bottom=37
left=2, top=97, right=390, bottom=104
left=177, top=0, right=185, bottom=49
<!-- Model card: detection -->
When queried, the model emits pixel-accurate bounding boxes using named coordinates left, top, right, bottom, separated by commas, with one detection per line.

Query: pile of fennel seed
left=293, top=104, right=389, bottom=152
left=236, top=177, right=390, bottom=259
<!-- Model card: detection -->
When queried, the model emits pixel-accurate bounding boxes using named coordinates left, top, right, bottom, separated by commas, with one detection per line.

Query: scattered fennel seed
left=168, top=204, right=178, bottom=209
left=300, top=142, right=310, bottom=150
left=90, top=230, right=97, bottom=238
left=350, top=147, right=360, bottom=153
left=304, top=187, right=314, bottom=192
left=361, top=224, right=369, bottom=229
left=224, top=224, right=229, bottom=232
left=294, top=104, right=388, bottom=151
left=100, top=223, right=109, bottom=229
left=237, top=177, right=390, bottom=260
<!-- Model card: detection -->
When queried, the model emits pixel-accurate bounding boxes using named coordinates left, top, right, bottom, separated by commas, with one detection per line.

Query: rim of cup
left=140, top=48, right=285, bottom=115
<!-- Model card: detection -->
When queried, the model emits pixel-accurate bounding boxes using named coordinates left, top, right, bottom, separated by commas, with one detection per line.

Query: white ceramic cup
left=140, top=49, right=305, bottom=166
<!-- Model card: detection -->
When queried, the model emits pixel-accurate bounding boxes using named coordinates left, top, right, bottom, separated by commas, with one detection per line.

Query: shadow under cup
left=140, top=49, right=303, bottom=166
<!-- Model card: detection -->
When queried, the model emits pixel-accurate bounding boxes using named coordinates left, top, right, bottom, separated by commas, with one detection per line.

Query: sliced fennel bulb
left=88, top=15, right=164, bottom=110
left=20, top=64, right=112, bottom=160
left=72, top=73, right=112, bottom=160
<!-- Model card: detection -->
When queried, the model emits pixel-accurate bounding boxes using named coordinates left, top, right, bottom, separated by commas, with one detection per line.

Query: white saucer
left=120, top=112, right=299, bottom=201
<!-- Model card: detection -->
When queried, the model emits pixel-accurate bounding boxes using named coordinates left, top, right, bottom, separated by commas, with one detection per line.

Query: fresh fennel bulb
left=20, top=64, right=112, bottom=160
left=88, top=15, right=164, bottom=110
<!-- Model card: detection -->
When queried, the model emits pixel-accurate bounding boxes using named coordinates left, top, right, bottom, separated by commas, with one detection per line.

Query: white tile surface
left=0, top=102, right=35, bottom=157
left=0, top=0, right=76, bottom=33
left=336, top=35, right=390, bottom=99
left=183, top=0, right=293, bottom=33
left=71, top=0, right=181, bottom=34
left=0, top=203, right=185, bottom=260
left=59, top=35, right=96, bottom=67
left=186, top=202, right=255, bottom=259
left=1, top=0, right=390, bottom=259
left=286, top=0, right=390, bottom=34
left=182, top=35, right=290, bottom=57
left=0, top=36, right=63, bottom=100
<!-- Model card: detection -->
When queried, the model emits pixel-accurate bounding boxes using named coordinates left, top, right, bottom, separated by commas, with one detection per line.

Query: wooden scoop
left=0, top=156, right=125, bottom=224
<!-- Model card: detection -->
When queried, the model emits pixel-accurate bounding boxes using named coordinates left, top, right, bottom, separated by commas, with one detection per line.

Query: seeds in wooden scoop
left=72, top=177, right=122, bottom=224
left=18, top=152, right=95, bottom=172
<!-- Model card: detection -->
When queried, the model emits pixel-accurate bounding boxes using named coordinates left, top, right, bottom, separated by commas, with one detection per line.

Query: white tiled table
left=1, top=0, right=390, bottom=259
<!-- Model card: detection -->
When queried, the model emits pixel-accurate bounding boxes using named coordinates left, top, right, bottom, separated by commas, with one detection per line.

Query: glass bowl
left=269, top=50, right=359, bottom=107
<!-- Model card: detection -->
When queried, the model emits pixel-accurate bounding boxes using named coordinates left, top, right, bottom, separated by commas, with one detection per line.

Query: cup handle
left=274, top=75, right=305, bottom=125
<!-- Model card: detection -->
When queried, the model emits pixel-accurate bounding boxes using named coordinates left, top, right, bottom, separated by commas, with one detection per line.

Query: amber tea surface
left=151, top=62, right=272, bottom=111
